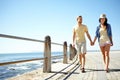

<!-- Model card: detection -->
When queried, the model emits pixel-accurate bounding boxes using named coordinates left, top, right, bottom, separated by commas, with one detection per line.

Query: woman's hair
left=99, top=18, right=108, bottom=26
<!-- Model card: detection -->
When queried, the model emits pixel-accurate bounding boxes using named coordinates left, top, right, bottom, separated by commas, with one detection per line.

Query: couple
left=72, top=14, right=113, bottom=73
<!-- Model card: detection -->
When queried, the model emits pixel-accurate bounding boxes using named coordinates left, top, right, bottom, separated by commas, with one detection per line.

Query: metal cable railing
left=0, top=58, right=43, bottom=66
left=0, top=55, right=63, bottom=66
left=0, top=34, right=44, bottom=42
left=0, top=34, right=63, bottom=46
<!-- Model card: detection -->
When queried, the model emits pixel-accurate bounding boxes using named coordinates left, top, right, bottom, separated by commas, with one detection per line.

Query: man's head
left=77, top=16, right=82, bottom=24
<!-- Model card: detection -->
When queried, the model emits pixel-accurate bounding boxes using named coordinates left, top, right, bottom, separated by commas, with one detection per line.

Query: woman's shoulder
left=106, top=23, right=111, bottom=29
left=96, top=25, right=100, bottom=29
left=107, top=23, right=111, bottom=27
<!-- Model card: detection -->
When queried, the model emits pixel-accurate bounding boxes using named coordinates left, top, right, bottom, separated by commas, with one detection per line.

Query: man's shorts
left=76, top=42, right=86, bottom=54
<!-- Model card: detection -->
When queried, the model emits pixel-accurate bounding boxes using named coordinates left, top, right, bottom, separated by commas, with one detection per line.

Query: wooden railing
left=0, top=34, right=76, bottom=73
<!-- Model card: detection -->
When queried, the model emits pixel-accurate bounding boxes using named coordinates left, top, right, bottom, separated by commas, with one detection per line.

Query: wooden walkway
left=7, top=51, right=120, bottom=80
left=66, top=51, right=120, bottom=80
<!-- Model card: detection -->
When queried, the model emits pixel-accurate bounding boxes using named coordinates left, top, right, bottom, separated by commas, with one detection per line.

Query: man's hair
left=77, top=16, right=82, bottom=21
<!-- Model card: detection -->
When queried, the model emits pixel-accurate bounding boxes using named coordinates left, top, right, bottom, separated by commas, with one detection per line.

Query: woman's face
left=100, top=18, right=105, bottom=24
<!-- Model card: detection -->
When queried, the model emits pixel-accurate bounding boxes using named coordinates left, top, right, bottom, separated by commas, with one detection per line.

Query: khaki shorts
left=76, top=42, right=86, bottom=54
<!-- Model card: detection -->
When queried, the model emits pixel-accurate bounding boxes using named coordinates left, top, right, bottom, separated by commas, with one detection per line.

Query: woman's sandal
left=106, top=69, right=109, bottom=73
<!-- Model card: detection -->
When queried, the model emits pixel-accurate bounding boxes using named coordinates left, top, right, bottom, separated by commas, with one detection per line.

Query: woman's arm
left=109, top=36, right=113, bottom=46
left=93, top=36, right=97, bottom=45
left=108, top=24, right=113, bottom=46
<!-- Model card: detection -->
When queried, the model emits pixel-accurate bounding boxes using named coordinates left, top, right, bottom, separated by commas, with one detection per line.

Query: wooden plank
left=97, top=63, right=107, bottom=80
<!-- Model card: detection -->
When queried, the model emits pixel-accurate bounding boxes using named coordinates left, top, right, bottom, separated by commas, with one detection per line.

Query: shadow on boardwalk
left=85, top=68, right=120, bottom=72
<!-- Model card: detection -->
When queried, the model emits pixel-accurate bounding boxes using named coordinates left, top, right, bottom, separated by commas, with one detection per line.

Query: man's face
left=77, top=17, right=82, bottom=23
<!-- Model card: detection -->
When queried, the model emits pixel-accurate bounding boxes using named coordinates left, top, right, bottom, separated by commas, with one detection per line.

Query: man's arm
left=86, top=31, right=93, bottom=45
left=73, top=29, right=76, bottom=47
left=86, top=31, right=92, bottom=42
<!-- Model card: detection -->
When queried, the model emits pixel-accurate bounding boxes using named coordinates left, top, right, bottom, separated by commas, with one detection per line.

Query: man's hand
left=72, top=44, right=75, bottom=47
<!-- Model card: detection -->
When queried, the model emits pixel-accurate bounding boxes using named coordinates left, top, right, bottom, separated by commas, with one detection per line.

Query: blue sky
left=0, top=0, right=120, bottom=53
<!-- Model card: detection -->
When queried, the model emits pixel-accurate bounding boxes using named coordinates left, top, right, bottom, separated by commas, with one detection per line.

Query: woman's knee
left=105, top=52, right=109, bottom=57
left=105, top=44, right=111, bottom=51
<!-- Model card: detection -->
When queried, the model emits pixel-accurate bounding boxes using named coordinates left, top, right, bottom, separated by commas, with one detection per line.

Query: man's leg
left=82, top=53, right=86, bottom=68
left=79, top=53, right=82, bottom=65
left=81, top=42, right=86, bottom=73
left=81, top=53, right=86, bottom=73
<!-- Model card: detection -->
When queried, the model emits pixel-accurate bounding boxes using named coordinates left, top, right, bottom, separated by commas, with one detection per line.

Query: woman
left=93, top=14, right=113, bottom=72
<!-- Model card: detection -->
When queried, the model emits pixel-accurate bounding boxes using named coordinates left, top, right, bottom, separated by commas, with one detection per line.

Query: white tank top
left=99, top=27, right=110, bottom=44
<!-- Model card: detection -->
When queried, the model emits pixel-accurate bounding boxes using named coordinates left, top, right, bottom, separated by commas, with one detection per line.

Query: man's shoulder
left=81, top=24, right=88, bottom=30
left=73, top=25, right=78, bottom=29
left=82, top=24, right=87, bottom=27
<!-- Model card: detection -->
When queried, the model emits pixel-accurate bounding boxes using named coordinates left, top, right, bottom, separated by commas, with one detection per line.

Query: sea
left=0, top=52, right=63, bottom=80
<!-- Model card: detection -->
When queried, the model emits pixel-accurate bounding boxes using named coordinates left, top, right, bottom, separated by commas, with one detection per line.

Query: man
left=72, top=16, right=92, bottom=73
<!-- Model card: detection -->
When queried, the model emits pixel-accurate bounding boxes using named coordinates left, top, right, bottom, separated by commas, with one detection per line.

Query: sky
left=0, top=0, right=120, bottom=53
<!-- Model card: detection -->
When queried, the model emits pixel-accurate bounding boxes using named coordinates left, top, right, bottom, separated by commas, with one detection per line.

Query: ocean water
left=0, top=52, right=63, bottom=80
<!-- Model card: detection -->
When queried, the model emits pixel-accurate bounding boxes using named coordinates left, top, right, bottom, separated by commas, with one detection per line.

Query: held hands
left=90, top=41, right=113, bottom=46
left=90, top=41, right=94, bottom=46
left=73, top=41, right=95, bottom=47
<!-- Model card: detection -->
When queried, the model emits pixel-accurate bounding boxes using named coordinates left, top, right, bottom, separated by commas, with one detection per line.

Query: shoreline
left=0, top=54, right=63, bottom=80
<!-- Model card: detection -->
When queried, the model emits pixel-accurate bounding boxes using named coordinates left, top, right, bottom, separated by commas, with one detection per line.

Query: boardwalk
left=66, top=51, right=120, bottom=80
left=7, top=51, right=120, bottom=80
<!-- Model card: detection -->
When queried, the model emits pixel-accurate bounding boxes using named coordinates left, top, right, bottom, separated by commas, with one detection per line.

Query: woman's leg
left=100, top=46, right=106, bottom=64
left=104, top=44, right=111, bottom=71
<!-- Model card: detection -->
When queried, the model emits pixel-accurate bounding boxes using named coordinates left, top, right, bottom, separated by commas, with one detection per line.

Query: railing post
left=43, top=36, right=51, bottom=73
left=63, top=41, right=67, bottom=64
left=69, top=44, right=72, bottom=60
